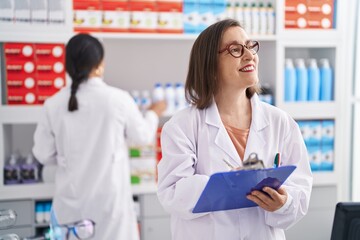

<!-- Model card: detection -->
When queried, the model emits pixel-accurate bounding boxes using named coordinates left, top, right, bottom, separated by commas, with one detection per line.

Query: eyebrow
left=223, top=39, right=251, bottom=46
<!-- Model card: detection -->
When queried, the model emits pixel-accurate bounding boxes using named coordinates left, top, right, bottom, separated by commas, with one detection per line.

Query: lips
left=239, top=64, right=255, bottom=72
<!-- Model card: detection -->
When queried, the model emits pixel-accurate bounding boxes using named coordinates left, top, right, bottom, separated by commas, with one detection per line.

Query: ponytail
left=65, top=33, right=104, bottom=112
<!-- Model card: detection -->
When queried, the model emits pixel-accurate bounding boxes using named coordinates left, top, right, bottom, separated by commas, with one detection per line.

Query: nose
left=242, top=47, right=255, bottom=61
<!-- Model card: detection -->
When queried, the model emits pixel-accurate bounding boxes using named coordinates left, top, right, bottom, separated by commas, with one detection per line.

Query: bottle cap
left=308, top=58, right=318, bottom=68
left=285, top=59, right=294, bottom=68
left=319, top=58, right=330, bottom=68
left=295, top=58, right=306, bottom=68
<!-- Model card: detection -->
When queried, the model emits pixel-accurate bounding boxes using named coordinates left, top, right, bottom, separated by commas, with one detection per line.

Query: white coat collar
left=85, top=77, right=106, bottom=86
left=204, top=94, right=269, bottom=163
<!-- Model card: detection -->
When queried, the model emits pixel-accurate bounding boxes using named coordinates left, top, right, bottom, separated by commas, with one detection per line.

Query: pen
left=222, top=158, right=237, bottom=170
left=273, top=153, right=280, bottom=168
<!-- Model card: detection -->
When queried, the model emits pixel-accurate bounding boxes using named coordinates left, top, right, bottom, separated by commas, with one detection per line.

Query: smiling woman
left=156, top=19, right=313, bottom=240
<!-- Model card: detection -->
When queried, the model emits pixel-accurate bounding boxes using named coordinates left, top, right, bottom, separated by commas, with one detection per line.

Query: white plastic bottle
left=250, top=2, right=259, bottom=35
left=235, top=2, right=244, bottom=25
left=152, top=83, right=165, bottom=102
left=140, top=90, right=151, bottom=113
left=175, top=82, right=187, bottom=111
left=242, top=2, right=251, bottom=34
left=258, top=2, right=267, bottom=35
left=164, top=83, right=175, bottom=115
left=266, top=2, right=275, bottom=35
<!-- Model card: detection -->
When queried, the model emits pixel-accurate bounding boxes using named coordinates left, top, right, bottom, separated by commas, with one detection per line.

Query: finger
left=250, top=190, right=274, bottom=206
left=277, top=186, right=287, bottom=196
left=247, top=195, right=270, bottom=211
left=263, top=187, right=281, bottom=201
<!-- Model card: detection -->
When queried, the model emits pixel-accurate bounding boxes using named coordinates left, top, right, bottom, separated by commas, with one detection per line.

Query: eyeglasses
left=218, top=40, right=260, bottom=58
left=51, top=219, right=96, bottom=240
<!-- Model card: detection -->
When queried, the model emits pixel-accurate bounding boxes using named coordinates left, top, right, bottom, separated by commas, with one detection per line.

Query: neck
left=215, top=88, right=252, bottom=129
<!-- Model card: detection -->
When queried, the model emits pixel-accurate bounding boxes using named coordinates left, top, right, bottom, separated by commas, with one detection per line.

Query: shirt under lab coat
left=33, top=77, right=158, bottom=240
left=157, top=94, right=313, bottom=240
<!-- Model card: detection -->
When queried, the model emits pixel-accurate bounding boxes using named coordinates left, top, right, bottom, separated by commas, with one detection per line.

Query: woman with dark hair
left=33, top=33, right=166, bottom=240
left=157, top=19, right=312, bottom=239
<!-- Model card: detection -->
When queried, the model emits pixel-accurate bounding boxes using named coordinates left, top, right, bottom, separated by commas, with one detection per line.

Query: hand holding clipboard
left=192, top=153, right=296, bottom=213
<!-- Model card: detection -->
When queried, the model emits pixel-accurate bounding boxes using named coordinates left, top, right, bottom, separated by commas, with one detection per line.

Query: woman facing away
left=33, top=33, right=166, bottom=239
left=157, top=19, right=313, bottom=240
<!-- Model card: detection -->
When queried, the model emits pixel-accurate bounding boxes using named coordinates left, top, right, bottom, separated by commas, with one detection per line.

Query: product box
left=14, top=0, right=31, bottom=24
left=6, top=74, right=36, bottom=90
left=297, top=120, right=311, bottom=145
left=213, top=0, right=226, bottom=24
left=321, top=120, right=335, bottom=145
left=130, top=157, right=156, bottom=184
left=36, top=74, right=65, bottom=91
left=320, top=144, right=334, bottom=171
left=7, top=89, right=37, bottom=105
left=31, top=0, right=48, bottom=24
left=6, top=59, right=36, bottom=75
left=157, top=0, right=183, bottom=33
left=48, top=0, right=65, bottom=24
left=73, top=0, right=102, bottom=32
left=102, top=0, right=131, bottom=32
left=306, top=0, right=334, bottom=29
left=36, top=59, right=65, bottom=74
left=34, top=43, right=65, bottom=60
left=0, top=0, right=15, bottom=23
left=284, top=0, right=308, bottom=28
left=197, top=0, right=213, bottom=32
left=307, top=120, right=322, bottom=145
left=307, top=144, right=321, bottom=171
left=4, top=43, right=35, bottom=59
left=183, top=0, right=199, bottom=33
left=129, top=0, right=157, bottom=32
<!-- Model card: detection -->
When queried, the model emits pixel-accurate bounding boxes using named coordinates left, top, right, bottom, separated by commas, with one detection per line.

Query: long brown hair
left=185, top=19, right=261, bottom=109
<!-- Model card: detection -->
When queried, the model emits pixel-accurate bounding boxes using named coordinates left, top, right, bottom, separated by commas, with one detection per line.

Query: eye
left=229, top=45, right=242, bottom=54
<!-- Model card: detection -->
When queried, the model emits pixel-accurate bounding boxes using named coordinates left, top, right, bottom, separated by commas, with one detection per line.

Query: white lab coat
left=33, top=77, right=158, bottom=240
left=157, top=94, right=313, bottom=240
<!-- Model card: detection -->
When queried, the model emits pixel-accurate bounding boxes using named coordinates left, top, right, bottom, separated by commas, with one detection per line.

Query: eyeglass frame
left=52, top=219, right=96, bottom=240
left=218, top=40, right=260, bottom=58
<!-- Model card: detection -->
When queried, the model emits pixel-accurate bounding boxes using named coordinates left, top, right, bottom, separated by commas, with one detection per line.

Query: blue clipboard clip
left=192, top=155, right=296, bottom=213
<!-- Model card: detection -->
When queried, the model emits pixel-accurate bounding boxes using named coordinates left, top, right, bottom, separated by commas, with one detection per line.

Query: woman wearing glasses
left=157, top=19, right=312, bottom=239
left=33, top=34, right=166, bottom=240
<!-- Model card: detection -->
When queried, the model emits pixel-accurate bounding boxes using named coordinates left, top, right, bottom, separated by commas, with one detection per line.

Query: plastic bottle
left=307, top=58, right=321, bottom=101
left=152, top=83, right=165, bottom=103
left=250, top=2, right=259, bottom=35
left=258, top=2, right=267, bottom=35
left=140, top=90, right=151, bottom=113
left=130, top=90, right=141, bottom=107
left=164, top=83, right=175, bottom=115
left=295, top=58, right=308, bottom=101
left=284, top=59, right=297, bottom=102
left=4, top=154, right=21, bottom=185
left=242, top=3, right=251, bottom=34
left=235, top=2, right=243, bottom=25
left=175, top=82, right=187, bottom=111
left=20, top=154, right=40, bottom=184
left=319, top=58, right=333, bottom=101
left=266, top=2, right=275, bottom=35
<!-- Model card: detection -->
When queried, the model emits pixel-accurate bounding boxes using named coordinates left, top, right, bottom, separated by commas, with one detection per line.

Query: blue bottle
left=307, top=59, right=321, bottom=101
left=319, top=58, right=333, bottom=101
left=284, top=59, right=297, bottom=102
left=295, top=58, right=308, bottom=101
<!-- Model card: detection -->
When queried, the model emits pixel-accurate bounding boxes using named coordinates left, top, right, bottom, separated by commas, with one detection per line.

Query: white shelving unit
left=0, top=1, right=352, bottom=240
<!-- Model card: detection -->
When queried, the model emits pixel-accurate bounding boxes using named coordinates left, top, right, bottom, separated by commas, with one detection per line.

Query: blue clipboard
left=192, top=165, right=296, bottom=213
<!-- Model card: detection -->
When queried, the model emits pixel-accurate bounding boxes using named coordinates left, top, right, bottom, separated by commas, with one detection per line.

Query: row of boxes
left=3, top=42, right=66, bottom=105
left=74, top=0, right=184, bottom=33
left=0, top=0, right=65, bottom=25
left=297, top=120, right=335, bottom=171
left=285, top=0, right=335, bottom=29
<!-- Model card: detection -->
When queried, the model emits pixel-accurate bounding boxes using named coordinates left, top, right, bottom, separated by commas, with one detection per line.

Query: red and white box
left=73, top=0, right=102, bottom=32
left=129, top=0, right=157, bottom=33
left=102, top=0, right=131, bottom=32
left=7, top=89, right=37, bottom=105
left=157, top=0, right=183, bottom=33
left=4, top=43, right=35, bottom=59
left=35, top=43, right=65, bottom=60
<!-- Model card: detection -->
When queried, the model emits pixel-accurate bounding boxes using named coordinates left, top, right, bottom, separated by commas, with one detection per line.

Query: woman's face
left=217, top=26, right=259, bottom=93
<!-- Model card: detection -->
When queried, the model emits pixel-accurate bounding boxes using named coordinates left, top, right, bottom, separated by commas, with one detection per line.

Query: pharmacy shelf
left=0, top=106, right=42, bottom=124
left=278, top=102, right=336, bottom=120
left=279, top=29, right=341, bottom=43
left=0, top=182, right=158, bottom=201
left=313, top=171, right=338, bottom=186
left=92, top=32, right=277, bottom=41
